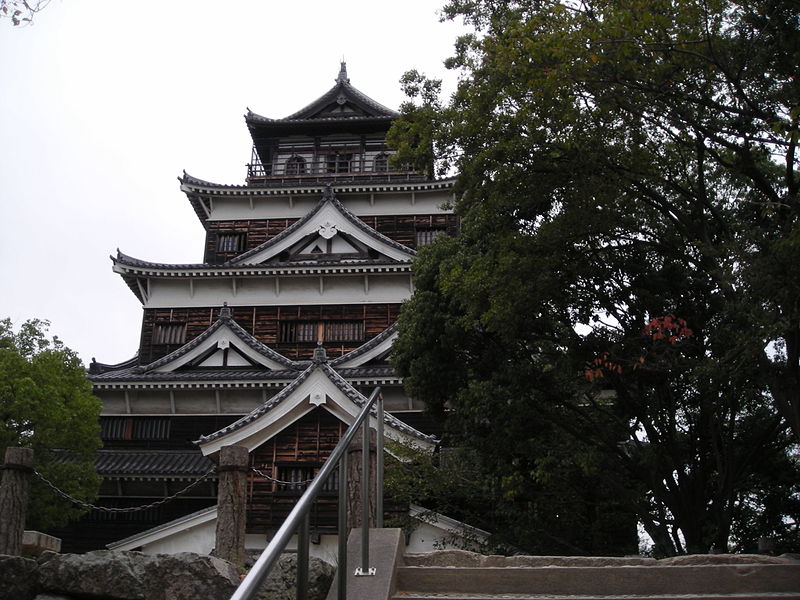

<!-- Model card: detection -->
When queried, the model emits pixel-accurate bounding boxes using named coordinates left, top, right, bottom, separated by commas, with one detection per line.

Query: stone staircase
left=331, top=529, right=800, bottom=600
left=391, top=550, right=800, bottom=600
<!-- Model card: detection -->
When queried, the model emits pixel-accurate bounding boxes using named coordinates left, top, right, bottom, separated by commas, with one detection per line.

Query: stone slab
left=22, top=531, right=61, bottom=556
left=326, top=528, right=404, bottom=600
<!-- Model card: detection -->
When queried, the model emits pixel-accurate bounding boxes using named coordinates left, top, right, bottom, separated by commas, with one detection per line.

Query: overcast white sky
left=0, top=1, right=465, bottom=365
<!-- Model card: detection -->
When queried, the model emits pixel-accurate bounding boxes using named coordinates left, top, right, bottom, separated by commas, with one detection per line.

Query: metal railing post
left=337, top=451, right=348, bottom=600
left=297, top=511, right=309, bottom=600
left=376, top=394, right=384, bottom=528
left=355, top=420, right=374, bottom=576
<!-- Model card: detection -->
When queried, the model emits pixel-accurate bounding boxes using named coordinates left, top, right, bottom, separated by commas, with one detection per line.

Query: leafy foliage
left=391, top=0, right=800, bottom=555
left=385, top=432, right=639, bottom=555
left=0, top=318, right=101, bottom=530
left=0, top=0, right=51, bottom=26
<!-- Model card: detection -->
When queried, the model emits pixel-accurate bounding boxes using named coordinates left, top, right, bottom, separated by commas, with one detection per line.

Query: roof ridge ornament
left=336, top=61, right=349, bottom=85
left=312, top=342, right=328, bottom=364
left=322, top=183, right=336, bottom=202
left=219, top=302, right=231, bottom=318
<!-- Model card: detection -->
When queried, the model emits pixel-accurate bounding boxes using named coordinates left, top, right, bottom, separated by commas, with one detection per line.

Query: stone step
left=391, top=590, right=800, bottom=598
left=392, top=564, right=800, bottom=598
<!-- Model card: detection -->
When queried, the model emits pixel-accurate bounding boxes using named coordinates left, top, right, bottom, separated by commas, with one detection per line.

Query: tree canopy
left=391, top=0, right=799, bottom=555
left=0, top=0, right=51, bottom=26
left=0, top=318, right=101, bottom=530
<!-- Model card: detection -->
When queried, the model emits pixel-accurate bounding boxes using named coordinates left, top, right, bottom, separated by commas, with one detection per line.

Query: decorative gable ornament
left=318, top=221, right=338, bottom=239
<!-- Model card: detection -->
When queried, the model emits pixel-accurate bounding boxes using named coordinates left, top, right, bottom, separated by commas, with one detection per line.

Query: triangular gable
left=330, top=324, right=398, bottom=369
left=284, top=227, right=369, bottom=262
left=137, top=311, right=303, bottom=374
left=228, top=187, right=415, bottom=266
left=197, top=359, right=435, bottom=456
left=280, top=63, right=398, bottom=121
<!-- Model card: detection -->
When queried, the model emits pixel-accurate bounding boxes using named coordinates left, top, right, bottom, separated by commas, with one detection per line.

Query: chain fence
left=31, top=465, right=318, bottom=514
left=250, top=466, right=315, bottom=486
left=33, top=467, right=218, bottom=514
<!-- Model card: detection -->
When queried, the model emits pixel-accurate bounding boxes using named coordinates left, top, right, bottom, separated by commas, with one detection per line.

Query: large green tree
left=0, top=318, right=101, bottom=530
left=391, top=0, right=799, bottom=555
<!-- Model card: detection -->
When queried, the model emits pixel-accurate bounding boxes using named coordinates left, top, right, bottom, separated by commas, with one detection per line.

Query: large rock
left=252, top=553, right=335, bottom=600
left=0, top=554, right=40, bottom=600
left=37, top=550, right=239, bottom=600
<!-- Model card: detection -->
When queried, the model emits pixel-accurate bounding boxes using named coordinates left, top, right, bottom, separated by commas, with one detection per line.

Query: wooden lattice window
left=324, top=321, right=364, bottom=342
left=285, top=155, right=307, bottom=175
left=279, top=320, right=364, bottom=343
left=276, top=464, right=338, bottom=493
left=326, top=153, right=352, bottom=173
left=217, top=232, right=245, bottom=253
left=416, top=228, right=446, bottom=246
left=152, top=322, right=186, bottom=345
left=373, top=153, right=389, bottom=172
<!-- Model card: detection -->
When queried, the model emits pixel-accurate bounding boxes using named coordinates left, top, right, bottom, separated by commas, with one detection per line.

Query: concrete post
left=346, top=427, right=376, bottom=530
left=215, top=445, right=249, bottom=567
left=0, top=447, right=34, bottom=556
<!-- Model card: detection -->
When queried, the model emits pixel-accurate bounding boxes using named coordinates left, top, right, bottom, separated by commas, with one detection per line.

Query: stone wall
left=0, top=550, right=334, bottom=600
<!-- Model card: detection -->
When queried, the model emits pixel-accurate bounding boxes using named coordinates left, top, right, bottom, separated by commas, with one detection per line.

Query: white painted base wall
left=117, top=514, right=478, bottom=558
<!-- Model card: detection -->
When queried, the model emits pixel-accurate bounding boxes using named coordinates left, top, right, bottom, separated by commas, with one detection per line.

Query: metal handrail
left=230, top=387, right=382, bottom=600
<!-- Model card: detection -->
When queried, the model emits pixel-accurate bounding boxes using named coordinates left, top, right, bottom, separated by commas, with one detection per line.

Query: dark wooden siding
left=204, top=218, right=299, bottom=263
left=203, top=214, right=461, bottom=263
left=360, top=214, right=461, bottom=248
left=246, top=408, right=344, bottom=534
left=140, top=303, right=400, bottom=363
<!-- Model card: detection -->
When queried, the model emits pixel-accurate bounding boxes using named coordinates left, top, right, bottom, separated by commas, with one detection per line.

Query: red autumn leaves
left=584, top=315, right=693, bottom=381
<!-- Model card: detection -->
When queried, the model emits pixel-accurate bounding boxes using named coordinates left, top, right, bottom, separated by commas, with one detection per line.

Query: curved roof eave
left=180, top=172, right=456, bottom=195
left=196, top=360, right=436, bottom=448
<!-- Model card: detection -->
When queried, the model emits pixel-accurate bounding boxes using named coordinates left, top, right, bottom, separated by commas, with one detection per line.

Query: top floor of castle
left=242, top=62, right=424, bottom=187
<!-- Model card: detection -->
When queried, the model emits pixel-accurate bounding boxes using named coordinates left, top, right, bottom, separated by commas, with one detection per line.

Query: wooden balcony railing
left=246, top=157, right=427, bottom=186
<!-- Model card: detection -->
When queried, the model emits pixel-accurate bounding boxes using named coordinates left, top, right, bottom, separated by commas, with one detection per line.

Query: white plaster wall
left=143, top=274, right=412, bottom=309
left=139, top=528, right=338, bottom=564
left=139, top=519, right=216, bottom=555
left=206, top=189, right=454, bottom=221
left=135, top=524, right=473, bottom=560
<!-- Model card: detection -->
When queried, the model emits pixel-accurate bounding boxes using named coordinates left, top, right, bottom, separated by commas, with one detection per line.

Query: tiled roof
left=95, top=450, right=215, bottom=477
left=196, top=364, right=316, bottom=444
left=112, top=251, right=410, bottom=272
left=179, top=171, right=452, bottom=193
left=318, top=362, right=436, bottom=443
left=89, top=354, right=139, bottom=375
left=89, top=366, right=398, bottom=384
left=196, top=360, right=434, bottom=446
left=90, top=367, right=301, bottom=383
left=246, top=63, right=398, bottom=125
